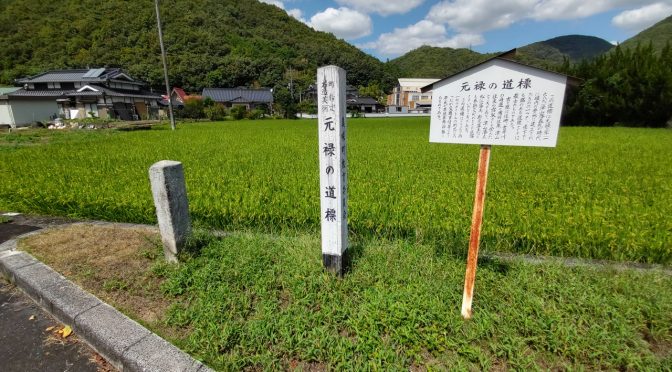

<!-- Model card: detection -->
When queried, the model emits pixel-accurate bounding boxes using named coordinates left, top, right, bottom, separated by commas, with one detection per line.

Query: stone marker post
left=317, top=65, right=349, bottom=275
left=149, top=160, right=191, bottom=263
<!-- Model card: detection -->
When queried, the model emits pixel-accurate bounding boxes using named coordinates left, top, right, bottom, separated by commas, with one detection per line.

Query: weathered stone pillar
left=149, top=160, right=191, bottom=263
left=317, top=65, right=349, bottom=275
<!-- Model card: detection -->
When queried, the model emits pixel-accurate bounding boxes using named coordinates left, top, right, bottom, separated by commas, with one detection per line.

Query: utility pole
left=155, top=0, right=175, bottom=130
left=288, top=67, right=294, bottom=99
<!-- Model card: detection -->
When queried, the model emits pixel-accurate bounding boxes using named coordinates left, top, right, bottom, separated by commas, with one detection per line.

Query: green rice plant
left=0, top=119, right=670, bottom=263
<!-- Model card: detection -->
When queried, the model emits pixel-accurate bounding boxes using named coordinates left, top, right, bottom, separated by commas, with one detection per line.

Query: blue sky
left=260, top=0, right=672, bottom=60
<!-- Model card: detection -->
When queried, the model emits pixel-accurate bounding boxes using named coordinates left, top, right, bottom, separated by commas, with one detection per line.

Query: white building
left=386, top=78, right=440, bottom=114
left=0, top=87, right=59, bottom=128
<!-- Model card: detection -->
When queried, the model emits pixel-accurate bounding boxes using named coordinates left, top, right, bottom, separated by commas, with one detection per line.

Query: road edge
left=0, top=225, right=213, bottom=372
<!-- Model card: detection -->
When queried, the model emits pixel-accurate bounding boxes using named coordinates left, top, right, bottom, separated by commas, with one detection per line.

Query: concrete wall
left=6, top=99, right=59, bottom=127
left=0, top=100, right=14, bottom=125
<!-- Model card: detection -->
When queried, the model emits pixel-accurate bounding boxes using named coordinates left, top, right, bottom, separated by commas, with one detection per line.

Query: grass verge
left=19, top=224, right=184, bottom=342
left=19, top=225, right=672, bottom=370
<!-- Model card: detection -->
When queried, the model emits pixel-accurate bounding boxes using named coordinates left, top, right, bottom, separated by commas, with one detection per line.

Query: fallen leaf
left=61, top=326, right=72, bottom=338
left=46, top=326, right=55, bottom=331
left=29, top=315, right=36, bottom=320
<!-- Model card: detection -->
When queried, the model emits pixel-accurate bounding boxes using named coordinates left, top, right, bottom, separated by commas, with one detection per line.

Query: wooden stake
left=461, top=144, right=491, bottom=319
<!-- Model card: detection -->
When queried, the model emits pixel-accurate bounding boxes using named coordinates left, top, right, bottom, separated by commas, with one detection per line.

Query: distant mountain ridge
left=620, top=14, right=672, bottom=51
left=518, top=35, right=614, bottom=64
left=386, top=46, right=495, bottom=79
left=387, top=34, right=612, bottom=79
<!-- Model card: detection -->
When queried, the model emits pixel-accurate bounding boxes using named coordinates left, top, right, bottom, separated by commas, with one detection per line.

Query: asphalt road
left=0, top=214, right=114, bottom=372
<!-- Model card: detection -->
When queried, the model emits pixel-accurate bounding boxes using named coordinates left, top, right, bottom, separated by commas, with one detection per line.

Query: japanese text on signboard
left=429, top=61, right=567, bottom=147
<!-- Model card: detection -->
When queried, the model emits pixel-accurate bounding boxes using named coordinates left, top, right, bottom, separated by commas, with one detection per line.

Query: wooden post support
left=461, top=144, right=491, bottom=319
left=317, top=66, right=349, bottom=276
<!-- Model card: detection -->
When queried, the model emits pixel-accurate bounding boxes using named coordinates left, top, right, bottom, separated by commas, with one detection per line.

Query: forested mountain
left=1, top=0, right=669, bottom=126
left=386, top=46, right=494, bottom=79
left=388, top=35, right=612, bottom=80
left=620, top=14, right=672, bottom=51
left=0, top=0, right=391, bottom=93
left=517, top=35, right=614, bottom=65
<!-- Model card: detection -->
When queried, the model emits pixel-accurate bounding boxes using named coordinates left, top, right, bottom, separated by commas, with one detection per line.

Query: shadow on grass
left=477, top=256, right=511, bottom=275
left=179, top=228, right=225, bottom=259
left=342, top=241, right=365, bottom=276
left=430, top=231, right=469, bottom=259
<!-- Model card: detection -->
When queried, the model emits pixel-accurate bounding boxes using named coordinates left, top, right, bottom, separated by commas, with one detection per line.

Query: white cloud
left=531, top=0, right=615, bottom=20
left=427, top=0, right=670, bottom=33
left=259, top=0, right=284, bottom=9
left=335, top=0, right=425, bottom=16
left=361, top=20, right=484, bottom=57
left=259, top=1, right=310, bottom=24
left=612, top=2, right=672, bottom=31
left=308, top=7, right=373, bottom=39
left=287, top=8, right=307, bottom=23
left=428, top=0, right=534, bottom=33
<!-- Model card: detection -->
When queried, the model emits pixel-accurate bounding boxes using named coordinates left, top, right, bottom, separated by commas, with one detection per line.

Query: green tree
left=358, top=83, right=386, bottom=104
left=204, top=103, right=227, bottom=121
left=273, top=86, right=297, bottom=119
left=230, top=105, right=247, bottom=120
left=560, top=43, right=672, bottom=127
left=181, top=98, right=205, bottom=119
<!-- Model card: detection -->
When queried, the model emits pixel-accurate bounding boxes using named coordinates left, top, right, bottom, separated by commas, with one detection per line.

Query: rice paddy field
left=1, top=118, right=671, bottom=264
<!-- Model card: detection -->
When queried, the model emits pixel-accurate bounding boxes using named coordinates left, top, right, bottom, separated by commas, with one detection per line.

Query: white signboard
left=317, top=66, right=348, bottom=261
left=429, top=59, right=567, bottom=147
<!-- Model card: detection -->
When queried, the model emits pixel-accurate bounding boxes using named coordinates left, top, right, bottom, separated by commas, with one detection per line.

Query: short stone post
left=149, top=160, right=191, bottom=263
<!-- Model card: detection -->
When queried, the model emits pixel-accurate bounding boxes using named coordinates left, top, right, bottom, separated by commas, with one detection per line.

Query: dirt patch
left=642, top=329, right=672, bottom=359
left=284, top=359, right=327, bottom=372
left=19, top=224, right=183, bottom=342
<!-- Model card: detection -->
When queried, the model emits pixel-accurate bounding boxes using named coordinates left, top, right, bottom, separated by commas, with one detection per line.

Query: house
left=346, top=96, right=384, bottom=113
left=0, top=86, right=59, bottom=127
left=158, top=88, right=204, bottom=119
left=386, top=78, right=440, bottom=114
left=201, top=88, right=273, bottom=111
left=160, top=87, right=203, bottom=107
left=303, top=84, right=382, bottom=113
left=171, top=87, right=188, bottom=106
left=2, top=68, right=162, bottom=126
left=303, top=84, right=359, bottom=103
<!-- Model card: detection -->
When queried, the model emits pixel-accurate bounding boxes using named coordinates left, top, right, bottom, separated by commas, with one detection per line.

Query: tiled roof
left=6, top=89, right=71, bottom=97
left=0, top=87, right=21, bottom=95
left=172, top=88, right=188, bottom=100
left=16, top=68, right=143, bottom=85
left=69, top=85, right=162, bottom=99
left=7, top=85, right=161, bottom=100
left=202, top=88, right=273, bottom=104
left=347, top=96, right=380, bottom=105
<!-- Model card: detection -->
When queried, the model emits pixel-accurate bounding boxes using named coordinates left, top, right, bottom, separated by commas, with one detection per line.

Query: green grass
left=0, top=119, right=670, bottom=263
left=154, top=231, right=672, bottom=370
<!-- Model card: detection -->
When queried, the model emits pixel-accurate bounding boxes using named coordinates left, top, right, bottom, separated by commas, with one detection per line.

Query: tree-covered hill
left=518, top=35, right=614, bottom=65
left=0, top=0, right=390, bottom=92
left=387, top=35, right=612, bottom=79
left=386, top=46, right=494, bottom=79
left=620, top=14, right=672, bottom=51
